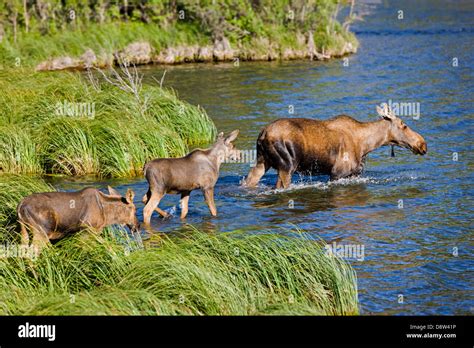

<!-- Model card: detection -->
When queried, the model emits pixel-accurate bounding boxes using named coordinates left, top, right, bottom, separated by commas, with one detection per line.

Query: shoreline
left=34, top=35, right=358, bottom=72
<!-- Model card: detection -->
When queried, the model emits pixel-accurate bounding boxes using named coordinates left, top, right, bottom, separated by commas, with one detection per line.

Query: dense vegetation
left=0, top=175, right=358, bottom=316
left=0, top=1, right=358, bottom=176
left=0, top=1, right=360, bottom=316
left=0, top=0, right=358, bottom=68
left=0, top=230, right=359, bottom=315
left=0, top=67, right=216, bottom=177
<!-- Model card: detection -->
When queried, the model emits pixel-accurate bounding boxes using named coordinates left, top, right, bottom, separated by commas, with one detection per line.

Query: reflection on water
left=54, top=0, right=473, bottom=314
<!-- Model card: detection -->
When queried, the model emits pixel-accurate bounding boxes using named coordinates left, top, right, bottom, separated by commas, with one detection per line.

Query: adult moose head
left=17, top=186, right=139, bottom=250
left=243, top=103, right=427, bottom=189
left=376, top=103, right=427, bottom=155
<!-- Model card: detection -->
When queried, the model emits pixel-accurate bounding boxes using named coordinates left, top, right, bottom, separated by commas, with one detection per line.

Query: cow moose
left=243, top=103, right=427, bottom=188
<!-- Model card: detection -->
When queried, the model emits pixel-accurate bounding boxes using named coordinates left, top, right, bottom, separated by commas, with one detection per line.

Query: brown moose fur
left=142, top=130, right=239, bottom=224
left=244, top=104, right=427, bottom=188
left=17, top=186, right=138, bottom=248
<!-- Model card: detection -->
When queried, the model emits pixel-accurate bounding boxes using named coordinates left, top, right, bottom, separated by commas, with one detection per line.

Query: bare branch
left=91, top=63, right=147, bottom=115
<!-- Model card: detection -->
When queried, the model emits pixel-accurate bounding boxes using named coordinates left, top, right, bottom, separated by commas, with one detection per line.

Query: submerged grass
left=0, top=230, right=358, bottom=316
left=0, top=69, right=216, bottom=177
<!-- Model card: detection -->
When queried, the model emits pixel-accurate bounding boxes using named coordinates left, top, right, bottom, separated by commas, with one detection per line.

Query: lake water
left=57, top=0, right=473, bottom=315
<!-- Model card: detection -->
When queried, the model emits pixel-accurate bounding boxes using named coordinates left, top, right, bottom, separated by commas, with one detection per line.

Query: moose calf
left=142, top=130, right=239, bottom=224
left=17, top=186, right=139, bottom=249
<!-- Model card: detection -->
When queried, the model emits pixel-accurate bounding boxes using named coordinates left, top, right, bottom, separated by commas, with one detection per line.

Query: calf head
left=214, top=130, right=240, bottom=164
left=377, top=103, right=427, bottom=155
left=105, top=186, right=140, bottom=233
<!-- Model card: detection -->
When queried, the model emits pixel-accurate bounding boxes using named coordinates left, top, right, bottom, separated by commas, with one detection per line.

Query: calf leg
left=143, top=191, right=165, bottom=225
left=20, top=211, right=52, bottom=251
left=31, top=226, right=50, bottom=251
left=154, top=206, right=169, bottom=218
left=20, top=222, right=29, bottom=246
left=142, top=189, right=150, bottom=204
left=143, top=188, right=168, bottom=218
left=203, top=188, right=217, bottom=217
left=180, top=191, right=191, bottom=219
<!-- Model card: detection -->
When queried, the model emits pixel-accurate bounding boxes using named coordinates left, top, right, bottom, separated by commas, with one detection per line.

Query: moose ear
left=376, top=105, right=384, bottom=117
left=376, top=103, right=395, bottom=121
left=225, top=129, right=239, bottom=144
left=125, top=189, right=135, bottom=204
left=108, top=186, right=121, bottom=197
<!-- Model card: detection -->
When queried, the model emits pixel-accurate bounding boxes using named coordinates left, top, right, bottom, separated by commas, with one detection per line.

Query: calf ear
left=108, top=186, right=121, bottom=197
left=225, top=129, right=239, bottom=144
left=126, top=189, right=135, bottom=204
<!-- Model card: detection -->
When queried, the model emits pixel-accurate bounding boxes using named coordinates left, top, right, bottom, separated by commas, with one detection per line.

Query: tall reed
left=0, top=229, right=358, bottom=315
left=0, top=68, right=216, bottom=177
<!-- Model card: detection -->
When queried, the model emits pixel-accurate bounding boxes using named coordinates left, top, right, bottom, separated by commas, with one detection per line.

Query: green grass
left=0, top=125, right=43, bottom=174
left=0, top=174, right=53, bottom=242
left=0, top=230, right=358, bottom=315
left=0, top=174, right=358, bottom=315
left=0, top=2, right=358, bottom=69
left=0, top=68, right=216, bottom=177
left=0, top=21, right=209, bottom=69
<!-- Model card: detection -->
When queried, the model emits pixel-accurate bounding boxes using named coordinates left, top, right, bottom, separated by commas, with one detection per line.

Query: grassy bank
left=0, top=68, right=216, bottom=177
left=0, top=230, right=358, bottom=315
left=0, top=0, right=358, bottom=69
left=0, top=174, right=358, bottom=315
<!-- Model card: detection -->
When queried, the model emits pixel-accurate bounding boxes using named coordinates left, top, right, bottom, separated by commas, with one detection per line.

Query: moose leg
left=31, top=226, right=50, bottom=251
left=203, top=188, right=217, bottom=217
left=180, top=191, right=191, bottom=219
left=143, top=189, right=168, bottom=218
left=143, top=191, right=165, bottom=225
left=330, top=158, right=358, bottom=181
left=154, top=206, right=169, bottom=218
left=142, top=189, right=151, bottom=204
left=276, top=170, right=292, bottom=189
left=276, top=177, right=282, bottom=188
left=20, top=222, right=30, bottom=246
left=244, top=158, right=269, bottom=187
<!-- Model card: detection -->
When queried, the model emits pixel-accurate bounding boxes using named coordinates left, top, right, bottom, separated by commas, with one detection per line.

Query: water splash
left=255, top=172, right=425, bottom=196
